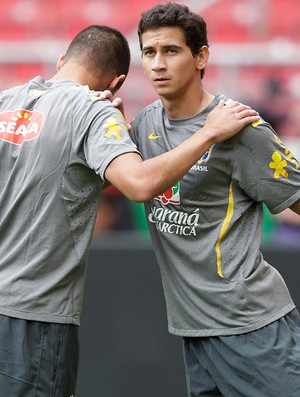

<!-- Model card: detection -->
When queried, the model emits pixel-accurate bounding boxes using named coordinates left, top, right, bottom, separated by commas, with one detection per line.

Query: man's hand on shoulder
left=94, top=90, right=131, bottom=131
left=203, top=100, right=260, bottom=144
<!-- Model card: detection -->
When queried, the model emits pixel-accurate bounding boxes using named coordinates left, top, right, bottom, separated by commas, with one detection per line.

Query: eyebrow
left=142, top=44, right=182, bottom=51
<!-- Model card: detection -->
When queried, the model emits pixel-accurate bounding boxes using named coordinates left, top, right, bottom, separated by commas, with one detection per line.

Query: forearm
left=105, top=100, right=260, bottom=202
left=133, top=126, right=213, bottom=201
left=106, top=125, right=218, bottom=202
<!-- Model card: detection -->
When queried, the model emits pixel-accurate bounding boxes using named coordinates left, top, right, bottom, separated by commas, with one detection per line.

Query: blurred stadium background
left=1, top=1, right=300, bottom=395
left=2, top=0, right=299, bottom=241
left=1, top=0, right=300, bottom=119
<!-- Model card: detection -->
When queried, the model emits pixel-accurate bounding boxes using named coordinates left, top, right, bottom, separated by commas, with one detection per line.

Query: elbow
left=123, top=179, right=157, bottom=203
left=126, top=189, right=154, bottom=203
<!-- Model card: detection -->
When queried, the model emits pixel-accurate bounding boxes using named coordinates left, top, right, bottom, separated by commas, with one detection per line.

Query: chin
left=154, top=87, right=173, bottom=98
left=159, top=92, right=176, bottom=101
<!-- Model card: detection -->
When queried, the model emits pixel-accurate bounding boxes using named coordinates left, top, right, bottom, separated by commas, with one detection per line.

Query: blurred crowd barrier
left=76, top=237, right=300, bottom=396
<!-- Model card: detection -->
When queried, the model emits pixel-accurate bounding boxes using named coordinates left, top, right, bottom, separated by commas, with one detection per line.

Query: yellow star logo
left=104, top=117, right=123, bottom=140
left=269, top=151, right=288, bottom=179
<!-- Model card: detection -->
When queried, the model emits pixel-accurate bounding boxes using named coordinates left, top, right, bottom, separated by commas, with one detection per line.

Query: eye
left=143, top=49, right=155, bottom=56
left=166, top=48, right=177, bottom=54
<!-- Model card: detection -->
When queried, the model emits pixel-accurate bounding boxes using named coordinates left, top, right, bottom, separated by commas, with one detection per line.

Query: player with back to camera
left=0, top=24, right=258, bottom=396
left=129, top=3, right=300, bottom=396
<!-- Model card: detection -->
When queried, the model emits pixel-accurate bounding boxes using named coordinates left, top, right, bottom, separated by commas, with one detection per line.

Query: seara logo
left=155, top=182, right=180, bottom=205
left=0, top=109, right=44, bottom=145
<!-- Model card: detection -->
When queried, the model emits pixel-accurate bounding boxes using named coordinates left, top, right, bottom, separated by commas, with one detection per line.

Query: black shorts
left=183, top=309, right=300, bottom=397
left=0, top=314, right=79, bottom=397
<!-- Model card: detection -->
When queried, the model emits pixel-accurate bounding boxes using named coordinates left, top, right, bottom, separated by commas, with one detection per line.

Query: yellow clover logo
left=269, top=151, right=288, bottom=179
left=104, top=117, right=123, bottom=140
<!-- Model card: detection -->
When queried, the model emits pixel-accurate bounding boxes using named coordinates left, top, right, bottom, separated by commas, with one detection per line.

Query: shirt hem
left=168, top=303, right=295, bottom=337
left=0, top=307, right=80, bottom=326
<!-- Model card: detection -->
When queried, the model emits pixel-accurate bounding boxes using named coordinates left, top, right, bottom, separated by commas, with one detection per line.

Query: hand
left=96, top=90, right=125, bottom=114
left=95, top=90, right=131, bottom=132
left=204, top=100, right=260, bottom=144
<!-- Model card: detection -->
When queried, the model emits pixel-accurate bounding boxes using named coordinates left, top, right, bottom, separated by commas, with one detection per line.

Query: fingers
left=99, top=90, right=113, bottom=100
left=234, top=109, right=260, bottom=124
left=93, top=90, right=126, bottom=116
left=216, top=99, right=225, bottom=108
left=239, top=113, right=261, bottom=126
left=205, top=100, right=261, bottom=144
left=225, top=101, right=256, bottom=113
left=112, top=97, right=122, bottom=107
left=89, top=90, right=113, bottom=100
left=216, top=100, right=251, bottom=113
left=112, top=97, right=125, bottom=117
left=219, top=100, right=260, bottom=120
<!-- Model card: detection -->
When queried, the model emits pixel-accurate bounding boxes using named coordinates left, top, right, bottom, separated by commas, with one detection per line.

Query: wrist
left=197, top=125, right=217, bottom=146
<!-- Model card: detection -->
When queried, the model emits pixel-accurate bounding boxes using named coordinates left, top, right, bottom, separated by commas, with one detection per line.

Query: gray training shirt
left=131, top=93, right=300, bottom=337
left=0, top=76, right=139, bottom=325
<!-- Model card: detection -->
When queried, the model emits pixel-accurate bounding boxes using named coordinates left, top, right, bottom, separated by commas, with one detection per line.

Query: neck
left=47, top=62, right=108, bottom=91
left=48, top=63, right=84, bottom=84
left=161, top=89, right=215, bottom=119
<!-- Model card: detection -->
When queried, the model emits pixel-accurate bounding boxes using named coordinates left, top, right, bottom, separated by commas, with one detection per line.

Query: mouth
left=154, top=77, right=169, bottom=82
left=153, top=77, right=170, bottom=87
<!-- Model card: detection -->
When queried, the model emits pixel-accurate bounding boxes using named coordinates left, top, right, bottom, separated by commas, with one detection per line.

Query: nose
left=152, top=53, right=166, bottom=71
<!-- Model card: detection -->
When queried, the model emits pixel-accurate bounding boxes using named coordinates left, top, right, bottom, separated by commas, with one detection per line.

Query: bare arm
left=105, top=100, right=260, bottom=202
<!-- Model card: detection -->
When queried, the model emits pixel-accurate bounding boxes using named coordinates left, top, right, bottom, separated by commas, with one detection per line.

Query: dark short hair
left=64, top=25, right=131, bottom=80
left=138, top=3, right=208, bottom=78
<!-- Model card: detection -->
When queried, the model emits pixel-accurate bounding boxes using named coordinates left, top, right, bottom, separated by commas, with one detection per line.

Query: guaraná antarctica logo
left=154, top=181, right=180, bottom=205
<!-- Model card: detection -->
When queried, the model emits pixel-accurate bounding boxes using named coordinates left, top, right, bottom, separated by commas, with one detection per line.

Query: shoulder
left=219, top=95, right=275, bottom=146
left=51, top=83, right=96, bottom=103
left=238, top=118, right=277, bottom=146
left=53, top=83, right=118, bottom=118
left=221, top=96, right=276, bottom=145
left=0, top=80, right=30, bottom=102
left=222, top=117, right=283, bottom=162
left=132, top=99, right=163, bottom=126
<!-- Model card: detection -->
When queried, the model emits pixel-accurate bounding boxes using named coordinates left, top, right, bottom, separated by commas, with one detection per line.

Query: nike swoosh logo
left=148, top=132, right=161, bottom=140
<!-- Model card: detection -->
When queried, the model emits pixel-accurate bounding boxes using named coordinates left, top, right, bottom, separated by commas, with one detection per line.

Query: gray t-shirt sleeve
left=72, top=92, right=140, bottom=179
left=232, top=120, right=300, bottom=214
left=130, top=115, right=141, bottom=147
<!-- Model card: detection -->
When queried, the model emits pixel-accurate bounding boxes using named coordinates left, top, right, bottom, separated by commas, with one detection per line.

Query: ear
left=107, top=74, right=126, bottom=95
left=56, top=54, right=65, bottom=71
left=196, top=46, right=210, bottom=72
